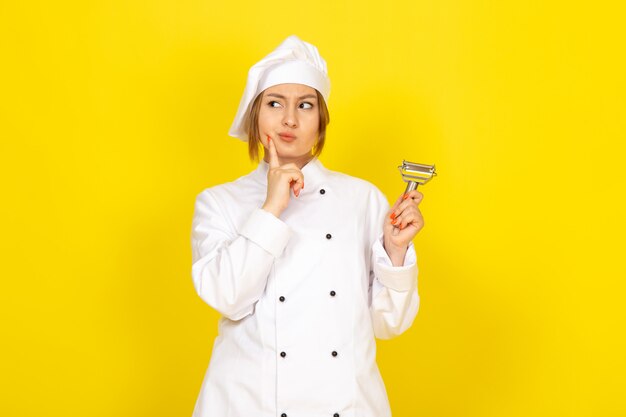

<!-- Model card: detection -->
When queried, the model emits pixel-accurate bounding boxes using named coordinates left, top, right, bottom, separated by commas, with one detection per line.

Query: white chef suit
left=190, top=156, right=420, bottom=417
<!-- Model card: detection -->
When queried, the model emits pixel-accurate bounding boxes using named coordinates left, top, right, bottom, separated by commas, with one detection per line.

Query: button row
left=279, top=291, right=336, bottom=302
left=279, top=351, right=339, bottom=358
left=280, top=186, right=338, bottom=417
left=319, top=189, right=329, bottom=241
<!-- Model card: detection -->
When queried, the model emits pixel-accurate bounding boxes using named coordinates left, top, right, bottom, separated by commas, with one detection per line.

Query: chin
left=276, top=145, right=302, bottom=154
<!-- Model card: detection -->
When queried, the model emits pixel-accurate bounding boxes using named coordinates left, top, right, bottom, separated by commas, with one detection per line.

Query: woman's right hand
left=261, top=135, right=304, bottom=218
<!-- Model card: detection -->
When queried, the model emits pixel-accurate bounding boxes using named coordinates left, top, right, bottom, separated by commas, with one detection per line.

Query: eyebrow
left=266, top=93, right=317, bottom=100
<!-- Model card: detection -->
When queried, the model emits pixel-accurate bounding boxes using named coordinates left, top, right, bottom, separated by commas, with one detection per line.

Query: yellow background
left=1, top=0, right=625, bottom=415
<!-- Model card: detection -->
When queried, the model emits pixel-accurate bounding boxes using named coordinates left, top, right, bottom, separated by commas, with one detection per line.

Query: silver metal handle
left=404, top=180, right=419, bottom=195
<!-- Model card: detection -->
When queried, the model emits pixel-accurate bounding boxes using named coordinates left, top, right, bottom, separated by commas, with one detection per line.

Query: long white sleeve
left=191, top=189, right=292, bottom=321
left=367, top=188, right=420, bottom=340
left=369, top=234, right=419, bottom=339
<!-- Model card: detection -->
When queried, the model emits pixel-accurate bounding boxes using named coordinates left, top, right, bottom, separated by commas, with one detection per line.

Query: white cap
left=228, top=35, right=331, bottom=142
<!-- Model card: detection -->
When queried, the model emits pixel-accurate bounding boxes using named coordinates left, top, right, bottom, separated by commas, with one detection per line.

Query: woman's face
left=257, top=83, right=320, bottom=161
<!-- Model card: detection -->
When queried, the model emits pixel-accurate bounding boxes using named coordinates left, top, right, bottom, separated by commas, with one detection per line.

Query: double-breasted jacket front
left=190, top=156, right=420, bottom=417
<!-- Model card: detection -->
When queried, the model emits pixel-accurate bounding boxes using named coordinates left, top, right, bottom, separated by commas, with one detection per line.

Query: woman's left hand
left=383, top=190, right=425, bottom=264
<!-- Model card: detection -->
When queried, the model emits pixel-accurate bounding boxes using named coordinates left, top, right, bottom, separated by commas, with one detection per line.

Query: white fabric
left=190, top=157, right=419, bottom=417
left=228, top=35, right=331, bottom=142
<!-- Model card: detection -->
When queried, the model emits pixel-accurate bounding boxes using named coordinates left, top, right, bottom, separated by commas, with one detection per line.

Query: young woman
left=191, top=35, right=425, bottom=417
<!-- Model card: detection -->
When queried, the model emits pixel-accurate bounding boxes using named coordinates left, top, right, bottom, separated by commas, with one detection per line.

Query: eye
left=299, top=102, right=314, bottom=109
left=268, top=100, right=282, bottom=108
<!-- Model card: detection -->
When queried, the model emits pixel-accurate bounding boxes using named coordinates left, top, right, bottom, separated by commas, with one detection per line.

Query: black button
left=334, top=414, right=340, bottom=417
left=280, top=351, right=286, bottom=358
left=326, top=233, right=332, bottom=239
left=330, top=291, right=336, bottom=297
left=332, top=351, right=338, bottom=357
left=282, top=414, right=287, bottom=417
left=320, top=188, right=326, bottom=194
left=279, top=296, right=285, bottom=302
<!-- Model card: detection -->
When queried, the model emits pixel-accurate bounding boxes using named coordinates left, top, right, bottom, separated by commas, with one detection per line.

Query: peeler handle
left=404, top=180, right=419, bottom=195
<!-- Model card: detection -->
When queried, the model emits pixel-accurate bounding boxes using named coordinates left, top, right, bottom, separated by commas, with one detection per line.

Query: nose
left=282, top=106, right=297, bottom=128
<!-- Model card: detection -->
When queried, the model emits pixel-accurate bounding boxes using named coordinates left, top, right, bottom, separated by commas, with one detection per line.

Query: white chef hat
left=228, top=35, right=331, bottom=142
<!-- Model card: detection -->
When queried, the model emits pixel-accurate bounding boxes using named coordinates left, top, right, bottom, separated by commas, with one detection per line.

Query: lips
left=278, top=132, right=296, bottom=141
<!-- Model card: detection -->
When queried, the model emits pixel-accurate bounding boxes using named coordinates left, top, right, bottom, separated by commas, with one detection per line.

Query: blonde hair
left=244, top=89, right=330, bottom=162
